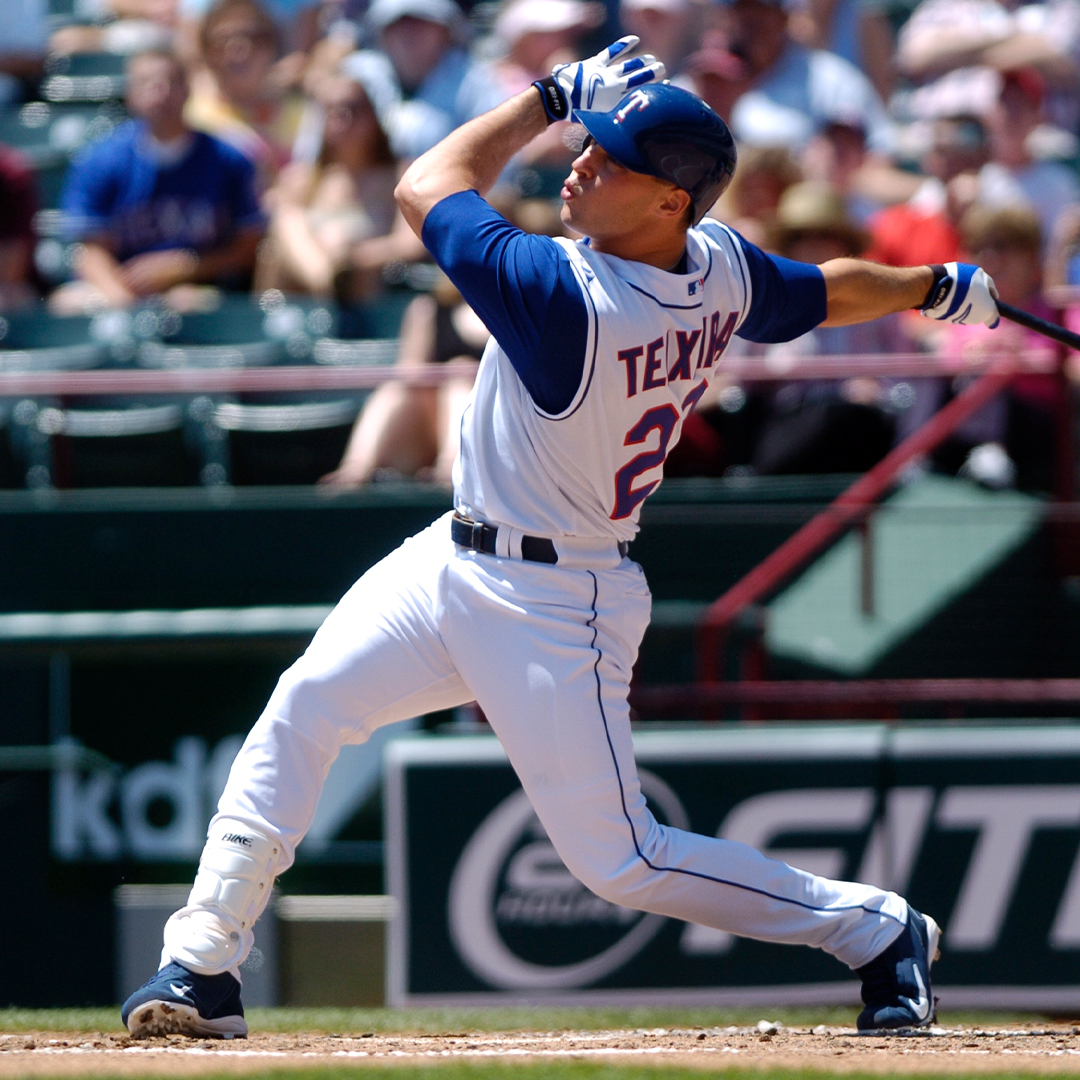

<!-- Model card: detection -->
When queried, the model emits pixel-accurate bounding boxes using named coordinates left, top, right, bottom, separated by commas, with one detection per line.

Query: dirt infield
left=3, top=1024, right=1080, bottom=1076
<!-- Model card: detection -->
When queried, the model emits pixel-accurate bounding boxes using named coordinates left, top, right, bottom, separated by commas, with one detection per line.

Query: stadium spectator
left=976, top=68, right=1080, bottom=241
left=486, top=0, right=605, bottom=179
left=865, top=114, right=988, bottom=269
left=619, top=0, right=702, bottom=79
left=320, top=270, right=488, bottom=485
left=686, top=0, right=895, bottom=156
left=862, top=116, right=989, bottom=440
left=256, top=73, right=400, bottom=299
left=491, top=0, right=604, bottom=97
left=711, top=144, right=802, bottom=249
left=342, top=0, right=507, bottom=161
left=53, top=49, right=264, bottom=312
left=896, top=0, right=1080, bottom=90
left=799, top=113, right=897, bottom=225
left=185, top=0, right=304, bottom=186
left=1045, top=201, right=1080, bottom=285
left=177, top=0, right=321, bottom=89
left=0, top=0, right=48, bottom=103
left=186, top=0, right=319, bottom=54
left=322, top=196, right=565, bottom=487
left=0, top=145, right=38, bottom=310
left=786, top=0, right=897, bottom=100
left=935, top=203, right=1057, bottom=490
left=752, top=182, right=908, bottom=475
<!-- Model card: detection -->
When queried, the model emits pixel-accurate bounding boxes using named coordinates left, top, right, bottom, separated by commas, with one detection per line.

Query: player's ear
left=657, top=185, right=692, bottom=224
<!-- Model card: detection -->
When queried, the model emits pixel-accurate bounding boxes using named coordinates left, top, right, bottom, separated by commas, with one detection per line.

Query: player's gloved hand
left=919, top=262, right=1000, bottom=328
left=534, top=36, right=665, bottom=124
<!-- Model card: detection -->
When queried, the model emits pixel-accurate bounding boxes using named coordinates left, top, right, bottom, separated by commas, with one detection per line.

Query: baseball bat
left=997, top=300, right=1080, bottom=351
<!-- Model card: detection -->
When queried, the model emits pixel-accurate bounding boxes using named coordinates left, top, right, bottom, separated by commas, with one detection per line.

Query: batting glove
left=534, top=36, right=665, bottom=124
left=920, top=262, right=1001, bottom=328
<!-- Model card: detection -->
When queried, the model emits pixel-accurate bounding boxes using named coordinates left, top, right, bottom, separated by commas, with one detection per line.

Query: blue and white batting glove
left=920, top=262, right=1001, bottom=328
left=534, top=36, right=665, bottom=124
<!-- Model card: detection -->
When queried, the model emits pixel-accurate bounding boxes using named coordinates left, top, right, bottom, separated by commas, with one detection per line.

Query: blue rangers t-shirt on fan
left=60, top=120, right=265, bottom=263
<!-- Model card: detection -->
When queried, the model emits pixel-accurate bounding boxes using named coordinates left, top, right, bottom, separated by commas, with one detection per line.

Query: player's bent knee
left=545, top=836, right=652, bottom=910
left=541, top=811, right=680, bottom=912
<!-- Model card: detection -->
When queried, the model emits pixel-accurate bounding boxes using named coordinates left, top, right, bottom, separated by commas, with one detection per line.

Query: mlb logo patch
left=688, top=277, right=705, bottom=296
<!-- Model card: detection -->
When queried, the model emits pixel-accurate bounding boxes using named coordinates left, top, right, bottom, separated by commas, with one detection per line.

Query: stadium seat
left=0, top=308, right=110, bottom=370
left=0, top=404, right=21, bottom=488
left=212, top=399, right=361, bottom=485
left=31, top=158, right=70, bottom=210
left=26, top=401, right=200, bottom=488
left=0, top=101, right=124, bottom=157
left=41, top=52, right=127, bottom=103
left=47, top=0, right=80, bottom=23
left=138, top=295, right=338, bottom=368
left=310, top=338, right=398, bottom=366
left=337, top=292, right=414, bottom=340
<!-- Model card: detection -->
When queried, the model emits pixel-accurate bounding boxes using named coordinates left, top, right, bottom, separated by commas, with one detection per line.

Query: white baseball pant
left=178, top=511, right=907, bottom=976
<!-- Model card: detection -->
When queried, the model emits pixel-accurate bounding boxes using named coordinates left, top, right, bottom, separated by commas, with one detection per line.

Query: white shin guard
left=163, top=819, right=281, bottom=976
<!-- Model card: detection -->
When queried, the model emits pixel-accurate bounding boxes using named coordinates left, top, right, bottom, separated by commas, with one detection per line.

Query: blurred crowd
left=3, top=0, right=1080, bottom=488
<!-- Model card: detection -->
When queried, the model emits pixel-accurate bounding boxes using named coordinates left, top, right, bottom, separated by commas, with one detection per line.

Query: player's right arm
left=820, top=259, right=1000, bottom=327
left=712, top=224, right=1000, bottom=340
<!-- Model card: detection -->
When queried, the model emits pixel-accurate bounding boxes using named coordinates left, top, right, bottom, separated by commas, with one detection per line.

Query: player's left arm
left=820, top=259, right=1000, bottom=327
left=395, top=89, right=548, bottom=237
left=396, top=36, right=664, bottom=236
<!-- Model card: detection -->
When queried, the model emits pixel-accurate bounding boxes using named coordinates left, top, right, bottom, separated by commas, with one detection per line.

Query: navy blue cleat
left=856, top=909, right=941, bottom=1032
left=121, top=961, right=247, bottom=1039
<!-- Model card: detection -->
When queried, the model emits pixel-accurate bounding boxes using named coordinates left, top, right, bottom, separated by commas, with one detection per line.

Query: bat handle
left=997, top=299, right=1080, bottom=353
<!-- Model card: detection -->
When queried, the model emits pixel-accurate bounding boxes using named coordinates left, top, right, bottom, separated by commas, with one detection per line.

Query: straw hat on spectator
left=774, top=180, right=870, bottom=257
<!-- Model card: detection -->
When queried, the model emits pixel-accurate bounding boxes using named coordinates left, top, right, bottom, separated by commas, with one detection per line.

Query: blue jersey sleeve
left=421, top=190, right=589, bottom=414
left=734, top=234, right=828, bottom=343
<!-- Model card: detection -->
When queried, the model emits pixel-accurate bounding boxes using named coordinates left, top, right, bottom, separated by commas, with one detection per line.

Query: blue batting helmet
left=576, top=84, right=737, bottom=225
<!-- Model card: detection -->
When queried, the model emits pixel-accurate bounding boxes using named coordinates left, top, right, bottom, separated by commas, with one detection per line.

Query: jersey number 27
left=611, top=404, right=680, bottom=520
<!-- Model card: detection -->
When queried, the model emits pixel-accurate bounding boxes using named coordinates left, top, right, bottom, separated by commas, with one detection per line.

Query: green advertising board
left=385, top=725, right=1080, bottom=1009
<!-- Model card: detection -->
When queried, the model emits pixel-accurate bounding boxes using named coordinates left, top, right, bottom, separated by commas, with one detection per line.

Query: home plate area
left=2, top=1024, right=1080, bottom=1075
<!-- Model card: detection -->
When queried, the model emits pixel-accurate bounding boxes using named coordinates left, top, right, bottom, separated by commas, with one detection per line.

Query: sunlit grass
left=0, top=1005, right=1051, bottom=1035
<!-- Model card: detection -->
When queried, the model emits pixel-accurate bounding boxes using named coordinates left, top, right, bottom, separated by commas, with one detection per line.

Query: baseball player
left=122, top=38, right=1000, bottom=1038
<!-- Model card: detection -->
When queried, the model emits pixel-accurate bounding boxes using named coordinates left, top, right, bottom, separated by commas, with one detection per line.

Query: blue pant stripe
left=584, top=570, right=903, bottom=926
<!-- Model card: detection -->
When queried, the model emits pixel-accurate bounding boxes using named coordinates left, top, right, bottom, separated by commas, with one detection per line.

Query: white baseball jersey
left=455, top=221, right=750, bottom=543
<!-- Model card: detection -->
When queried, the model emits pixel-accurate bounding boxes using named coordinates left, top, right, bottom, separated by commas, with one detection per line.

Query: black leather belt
left=451, top=512, right=558, bottom=564
left=451, top=513, right=629, bottom=564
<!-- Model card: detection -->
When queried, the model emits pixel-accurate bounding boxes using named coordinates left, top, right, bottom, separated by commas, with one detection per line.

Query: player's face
left=560, top=138, right=683, bottom=245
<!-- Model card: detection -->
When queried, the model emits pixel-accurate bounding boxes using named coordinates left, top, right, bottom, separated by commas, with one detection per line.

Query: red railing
left=629, top=678, right=1080, bottom=721
left=0, top=349, right=1056, bottom=397
left=0, top=360, right=481, bottom=397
